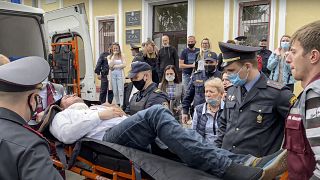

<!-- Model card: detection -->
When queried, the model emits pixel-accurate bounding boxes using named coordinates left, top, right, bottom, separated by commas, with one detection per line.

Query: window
left=98, top=19, right=115, bottom=55
left=153, top=2, right=188, bottom=55
left=0, top=14, right=45, bottom=58
left=153, top=2, right=188, bottom=32
left=45, top=0, right=56, bottom=4
left=238, top=0, right=270, bottom=46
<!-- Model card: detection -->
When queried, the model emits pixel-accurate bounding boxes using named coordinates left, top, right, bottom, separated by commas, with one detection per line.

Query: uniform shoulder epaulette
left=266, top=80, right=285, bottom=90
left=154, top=88, right=162, bottom=93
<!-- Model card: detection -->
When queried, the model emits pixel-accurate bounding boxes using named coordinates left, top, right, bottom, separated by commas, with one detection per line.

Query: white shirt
left=50, top=103, right=126, bottom=144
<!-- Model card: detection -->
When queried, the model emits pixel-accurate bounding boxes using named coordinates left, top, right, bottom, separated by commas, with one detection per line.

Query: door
left=0, top=2, right=46, bottom=59
left=44, top=3, right=98, bottom=102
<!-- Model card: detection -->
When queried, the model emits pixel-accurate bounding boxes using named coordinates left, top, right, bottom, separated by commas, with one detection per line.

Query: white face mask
left=165, top=75, right=175, bottom=82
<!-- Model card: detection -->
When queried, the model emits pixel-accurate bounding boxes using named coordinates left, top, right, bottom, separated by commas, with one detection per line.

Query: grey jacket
left=0, top=107, right=63, bottom=180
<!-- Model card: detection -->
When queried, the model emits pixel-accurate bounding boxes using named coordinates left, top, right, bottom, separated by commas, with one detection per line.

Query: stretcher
left=37, top=105, right=220, bottom=180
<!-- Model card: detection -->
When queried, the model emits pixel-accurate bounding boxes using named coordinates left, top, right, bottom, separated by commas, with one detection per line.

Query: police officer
left=0, top=57, right=62, bottom=179
left=130, top=43, right=143, bottom=62
left=215, top=42, right=293, bottom=157
left=125, top=61, right=169, bottom=115
left=95, top=51, right=110, bottom=104
left=182, top=51, right=221, bottom=123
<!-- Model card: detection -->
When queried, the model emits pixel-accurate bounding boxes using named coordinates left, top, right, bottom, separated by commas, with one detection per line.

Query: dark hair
left=260, top=38, right=268, bottom=42
left=159, top=65, right=180, bottom=92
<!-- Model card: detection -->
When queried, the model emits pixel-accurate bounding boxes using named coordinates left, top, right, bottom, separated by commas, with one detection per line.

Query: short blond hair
left=204, top=77, right=224, bottom=93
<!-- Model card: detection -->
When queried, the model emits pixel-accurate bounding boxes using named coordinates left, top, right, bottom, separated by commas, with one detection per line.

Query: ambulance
left=0, top=1, right=99, bottom=102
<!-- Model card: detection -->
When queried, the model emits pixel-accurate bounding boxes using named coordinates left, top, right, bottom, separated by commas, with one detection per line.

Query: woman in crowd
left=192, top=77, right=224, bottom=145
left=221, top=72, right=232, bottom=101
left=141, top=40, right=160, bottom=84
left=108, top=42, right=126, bottom=107
left=195, top=38, right=212, bottom=71
left=267, top=35, right=295, bottom=91
left=159, top=65, right=184, bottom=121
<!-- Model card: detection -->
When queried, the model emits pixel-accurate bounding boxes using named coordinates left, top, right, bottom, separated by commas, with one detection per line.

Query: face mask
left=132, top=76, right=146, bottom=91
left=165, top=75, right=175, bottom=82
left=228, top=66, right=248, bottom=86
left=205, top=65, right=216, bottom=74
left=188, top=44, right=195, bottom=49
left=260, top=46, right=267, bottom=50
left=202, top=49, right=209, bottom=52
left=205, top=97, right=219, bottom=107
left=27, top=93, right=39, bottom=119
left=280, top=42, right=290, bottom=51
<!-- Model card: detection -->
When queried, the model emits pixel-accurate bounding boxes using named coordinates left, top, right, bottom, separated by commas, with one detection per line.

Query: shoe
left=223, top=163, right=264, bottom=180
left=252, top=149, right=288, bottom=180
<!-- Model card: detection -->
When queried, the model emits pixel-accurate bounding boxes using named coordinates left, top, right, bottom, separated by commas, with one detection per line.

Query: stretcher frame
left=51, top=144, right=142, bottom=180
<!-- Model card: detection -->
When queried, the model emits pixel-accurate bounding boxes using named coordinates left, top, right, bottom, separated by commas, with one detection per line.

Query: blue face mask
left=281, top=42, right=290, bottom=51
left=228, top=66, right=248, bottom=86
left=205, top=97, right=220, bottom=107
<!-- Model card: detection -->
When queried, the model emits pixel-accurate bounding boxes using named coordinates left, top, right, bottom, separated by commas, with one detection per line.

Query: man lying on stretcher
left=48, top=94, right=287, bottom=180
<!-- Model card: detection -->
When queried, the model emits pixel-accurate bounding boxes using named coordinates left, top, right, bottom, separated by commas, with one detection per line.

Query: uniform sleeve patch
left=154, top=88, right=161, bottom=93
left=289, top=95, right=297, bottom=106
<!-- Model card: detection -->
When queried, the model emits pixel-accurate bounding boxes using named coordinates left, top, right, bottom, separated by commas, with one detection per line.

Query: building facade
left=5, top=0, right=320, bottom=94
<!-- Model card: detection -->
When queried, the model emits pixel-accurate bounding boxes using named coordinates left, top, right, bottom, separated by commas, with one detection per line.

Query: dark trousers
left=99, top=78, right=108, bottom=104
left=108, top=90, right=114, bottom=104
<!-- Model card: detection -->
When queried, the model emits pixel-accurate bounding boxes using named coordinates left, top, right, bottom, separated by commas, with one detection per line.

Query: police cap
left=203, top=51, right=218, bottom=62
left=0, top=56, right=50, bottom=92
left=128, top=61, right=151, bottom=79
left=219, top=42, right=261, bottom=68
left=130, top=43, right=140, bottom=50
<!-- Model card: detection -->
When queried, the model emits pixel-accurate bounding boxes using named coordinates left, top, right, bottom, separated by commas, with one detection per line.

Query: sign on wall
left=126, top=29, right=141, bottom=44
left=125, top=11, right=141, bottom=27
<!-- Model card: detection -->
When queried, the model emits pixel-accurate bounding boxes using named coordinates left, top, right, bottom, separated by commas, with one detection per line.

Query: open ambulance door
left=44, top=3, right=98, bottom=102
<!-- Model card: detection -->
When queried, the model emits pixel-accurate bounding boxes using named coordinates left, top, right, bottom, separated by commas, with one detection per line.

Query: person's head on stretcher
left=36, top=94, right=126, bottom=122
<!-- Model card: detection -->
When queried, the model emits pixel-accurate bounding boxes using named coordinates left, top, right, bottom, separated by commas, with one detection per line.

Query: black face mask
left=132, top=78, right=146, bottom=91
left=188, top=44, right=195, bottom=49
left=205, top=65, right=216, bottom=75
left=260, top=46, right=267, bottom=50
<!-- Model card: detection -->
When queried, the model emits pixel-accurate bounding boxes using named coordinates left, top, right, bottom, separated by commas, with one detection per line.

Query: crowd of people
left=0, top=20, right=320, bottom=180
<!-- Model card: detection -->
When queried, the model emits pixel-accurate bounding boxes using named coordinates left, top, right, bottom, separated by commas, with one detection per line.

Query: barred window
left=238, top=0, right=270, bottom=46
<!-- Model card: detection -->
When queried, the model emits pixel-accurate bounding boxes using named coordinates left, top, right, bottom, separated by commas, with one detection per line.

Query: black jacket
left=95, top=52, right=110, bottom=77
left=258, top=49, right=272, bottom=77
left=0, top=108, right=63, bottom=179
left=215, top=74, right=293, bottom=157
left=157, top=46, right=179, bottom=71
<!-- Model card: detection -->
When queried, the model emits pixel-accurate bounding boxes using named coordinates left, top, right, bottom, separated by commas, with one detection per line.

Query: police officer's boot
left=222, top=163, right=263, bottom=180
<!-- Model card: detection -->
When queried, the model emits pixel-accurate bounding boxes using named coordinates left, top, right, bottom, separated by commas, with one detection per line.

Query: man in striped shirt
left=285, top=20, right=320, bottom=180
